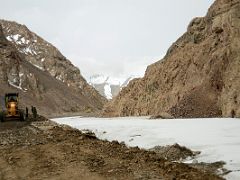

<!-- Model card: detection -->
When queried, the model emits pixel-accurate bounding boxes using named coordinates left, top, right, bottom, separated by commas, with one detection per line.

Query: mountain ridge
left=0, top=19, right=106, bottom=117
left=103, top=0, right=240, bottom=118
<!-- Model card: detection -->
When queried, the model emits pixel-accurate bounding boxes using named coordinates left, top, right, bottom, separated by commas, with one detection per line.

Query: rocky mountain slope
left=89, top=74, right=135, bottom=99
left=0, top=20, right=106, bottom=116
left=103, top=0, right=240, bottom=118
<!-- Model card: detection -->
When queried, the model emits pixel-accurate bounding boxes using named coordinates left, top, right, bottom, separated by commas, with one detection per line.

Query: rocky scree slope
left=0, top=20, right=106, bottom=116
left=103, top=0, right=240, bottom=118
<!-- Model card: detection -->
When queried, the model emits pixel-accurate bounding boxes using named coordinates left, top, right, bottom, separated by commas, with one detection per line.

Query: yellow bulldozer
left=0, top=93, right=25, bottom=122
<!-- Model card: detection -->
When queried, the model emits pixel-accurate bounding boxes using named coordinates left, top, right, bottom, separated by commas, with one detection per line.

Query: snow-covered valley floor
left=52, top=117, right=240, bottom=180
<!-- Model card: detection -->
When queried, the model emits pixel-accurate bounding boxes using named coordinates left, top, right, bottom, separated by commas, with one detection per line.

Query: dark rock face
left=0, top=21, right=106, bottom=116
left=103, top=0, right=240, bottom=118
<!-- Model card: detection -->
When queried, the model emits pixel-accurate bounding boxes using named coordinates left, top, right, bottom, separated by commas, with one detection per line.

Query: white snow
left=32, top=50, right=37, bottom=55
left=88, top=74, right=137, bottom=99
left=33, top=64, right=44, bottom=70
left=5, top=34, right=31, bottom=46
left=8, top=80, right=26, bottom=92
left=56, top=75, right=63, bottom=81
left=89, top=74, right=126, bottom=86
left=12, top=34, right=21, bottom=41
left=104, top=84, right=112, bottom=99
left=16, top=41, right=22, bottom=45
left=12, top=77, right=17, bottom=83
left=52, top=117, right=240, bottom=180
left=20, top=37, right=26, bottom=44
left=24, top=47, right=33, bottom=54
left=19, top=45, right=38, bottom=55
left=107, top=77, right=126, bottom=86
left=88, top=75, right=138, bottom=88
left=6, top=34, right=22, bottom=44
left=6, top=36, right=12, bottom=41
left=89, top=74, right=107, bottom=84
left=18, top=73, right=24, bottom=90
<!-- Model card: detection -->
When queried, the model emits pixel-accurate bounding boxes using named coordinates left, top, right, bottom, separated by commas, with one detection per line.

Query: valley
left=0, top=0, right=240, bottom=179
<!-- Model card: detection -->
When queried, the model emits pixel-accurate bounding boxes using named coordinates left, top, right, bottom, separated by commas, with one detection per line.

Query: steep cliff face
left=103, top=0, right=240, bottom=118
left=0, top=21, right=106, bottom=116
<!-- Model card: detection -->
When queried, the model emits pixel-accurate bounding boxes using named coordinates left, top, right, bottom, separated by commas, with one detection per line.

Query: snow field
left=52, top=117, right=240, bottom=180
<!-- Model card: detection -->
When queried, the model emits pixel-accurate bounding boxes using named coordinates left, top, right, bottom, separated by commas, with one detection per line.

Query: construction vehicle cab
left=0, top=93, right=25, bottom=122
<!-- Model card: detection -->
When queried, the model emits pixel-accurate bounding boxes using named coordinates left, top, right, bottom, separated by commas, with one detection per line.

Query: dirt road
left=0, top=117, right=223, bottom=180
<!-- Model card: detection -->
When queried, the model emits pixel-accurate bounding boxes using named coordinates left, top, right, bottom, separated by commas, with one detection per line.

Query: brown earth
left=103, top=0, right=240, bottom=118
left=149, top=143, right=201, bottom=162
left=0, top=117, right=224, bottom=180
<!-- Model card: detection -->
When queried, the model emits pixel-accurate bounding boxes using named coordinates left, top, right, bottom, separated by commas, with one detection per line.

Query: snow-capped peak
left=88, top=74, right=137, bottom=99
left=89, top=74, right=126, bottom=86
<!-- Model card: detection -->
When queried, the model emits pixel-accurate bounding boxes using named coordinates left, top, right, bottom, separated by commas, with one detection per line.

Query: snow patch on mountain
left=8, top=79, right=26, bottom=92
left=5, top=32, right=40, bottom=65
left=89, top=75, right=125, bottom=86
left=88, top=74, right=137, bottom=99
left=33, top=64, right=44, bottom=70
left=104, top=84, right=112, bottom=99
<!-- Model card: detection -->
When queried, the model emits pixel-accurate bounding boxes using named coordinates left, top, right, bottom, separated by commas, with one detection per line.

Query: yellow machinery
left=0, top=93, right=25, bottom=122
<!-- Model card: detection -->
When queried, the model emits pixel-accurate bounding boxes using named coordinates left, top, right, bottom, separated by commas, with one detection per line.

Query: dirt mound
left=149, top=143, right=200, bottom=161
left=190, top=161, right=231, bottom=177
left=103, top=0, right=240, bottom=118
left=0, top=117, right=223, bottom=179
